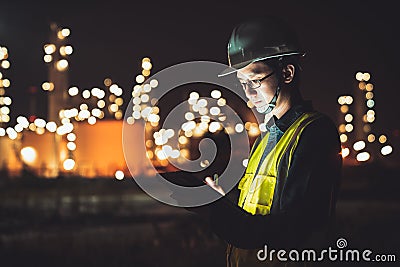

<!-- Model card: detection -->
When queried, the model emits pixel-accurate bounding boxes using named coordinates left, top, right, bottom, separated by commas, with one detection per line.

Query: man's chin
left=256, top=104, right=273, bottom=114
left=254, top=102, right=266, bottom=108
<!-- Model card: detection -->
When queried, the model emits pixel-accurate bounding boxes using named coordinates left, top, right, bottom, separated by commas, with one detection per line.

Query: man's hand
left=205, top=176, right=225, bottom=196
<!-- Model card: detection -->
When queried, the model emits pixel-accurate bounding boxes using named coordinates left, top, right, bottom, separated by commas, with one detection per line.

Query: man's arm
left=206, top=115, right=342, bottom=249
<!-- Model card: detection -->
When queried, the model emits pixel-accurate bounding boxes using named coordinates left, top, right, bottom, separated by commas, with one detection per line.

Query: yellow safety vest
left=238, top=112, right=322, bottom=215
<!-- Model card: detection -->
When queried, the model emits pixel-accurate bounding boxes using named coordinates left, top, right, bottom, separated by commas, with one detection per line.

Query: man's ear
left=282, top=64, right=295, bottom=84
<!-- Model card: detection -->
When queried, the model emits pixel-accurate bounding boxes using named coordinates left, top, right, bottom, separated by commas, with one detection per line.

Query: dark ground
left=0, top=163, right=399, bottom=267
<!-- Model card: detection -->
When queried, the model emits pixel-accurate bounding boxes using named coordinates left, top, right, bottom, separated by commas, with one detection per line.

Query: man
left=195, top=16, right=342, bottom=266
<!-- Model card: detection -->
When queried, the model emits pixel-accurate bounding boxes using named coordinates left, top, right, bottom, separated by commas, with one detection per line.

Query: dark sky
left=1, top=0, right=399, bottom=134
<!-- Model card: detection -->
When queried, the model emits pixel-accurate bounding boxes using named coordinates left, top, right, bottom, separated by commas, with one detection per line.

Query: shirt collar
left=265, top=100, right=314, bottom=132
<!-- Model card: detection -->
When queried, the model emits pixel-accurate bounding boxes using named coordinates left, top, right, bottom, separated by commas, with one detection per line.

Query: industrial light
left=21, top=147, right=37, bottom=165
left=63, top=158, right=75, bottom=171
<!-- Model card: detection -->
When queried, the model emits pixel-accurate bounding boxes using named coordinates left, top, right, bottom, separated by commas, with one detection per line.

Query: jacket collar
left=265, top=100, right=314, bottom=133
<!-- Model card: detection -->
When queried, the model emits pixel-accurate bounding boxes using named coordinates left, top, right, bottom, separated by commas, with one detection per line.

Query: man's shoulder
left=307, top=111, right=337, bottom=128
left=300, top=111, right=340, bottom=141
left=290, top=109, right=335, bottom=131
left=292, top=111, right=341, bottom=155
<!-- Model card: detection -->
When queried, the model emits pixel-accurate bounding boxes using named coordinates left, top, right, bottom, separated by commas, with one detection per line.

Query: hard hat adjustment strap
left=256, top=86, right=281, bottom=114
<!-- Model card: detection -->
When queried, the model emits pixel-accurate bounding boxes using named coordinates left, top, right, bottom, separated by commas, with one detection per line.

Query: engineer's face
left=236, top=62, right=278, bottom=109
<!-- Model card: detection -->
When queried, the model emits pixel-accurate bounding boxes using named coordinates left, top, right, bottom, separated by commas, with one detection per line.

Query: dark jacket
left=199, top=102, right=342, bottom=250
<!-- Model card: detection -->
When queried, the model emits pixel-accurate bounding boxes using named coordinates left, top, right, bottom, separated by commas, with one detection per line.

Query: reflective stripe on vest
left=238, top=112, right=322, bottom=215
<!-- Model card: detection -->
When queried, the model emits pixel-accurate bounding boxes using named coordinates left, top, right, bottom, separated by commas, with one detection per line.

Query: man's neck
left=264, top=90, right=303, bottom=122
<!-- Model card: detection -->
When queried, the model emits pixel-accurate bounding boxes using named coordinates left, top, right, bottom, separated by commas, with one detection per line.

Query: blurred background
left=0, top=0, right=399, bottom=266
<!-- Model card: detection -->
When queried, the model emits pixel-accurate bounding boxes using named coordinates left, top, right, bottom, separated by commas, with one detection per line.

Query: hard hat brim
left=218, top=52, right=305, bottom=77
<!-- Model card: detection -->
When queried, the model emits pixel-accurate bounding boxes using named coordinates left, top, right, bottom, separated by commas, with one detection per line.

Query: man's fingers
left=205, top=176, right=225, bottom=196
left=205, top=176, right=215, bottom=185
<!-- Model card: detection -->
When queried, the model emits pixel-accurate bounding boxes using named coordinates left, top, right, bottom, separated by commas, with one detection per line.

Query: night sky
left=1, top=0, right=399, bottom=134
